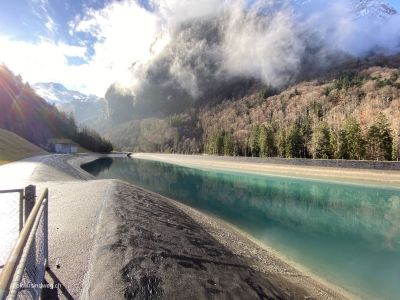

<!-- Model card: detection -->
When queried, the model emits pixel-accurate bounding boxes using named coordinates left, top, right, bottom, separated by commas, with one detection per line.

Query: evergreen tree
left=285, top=125, right=303, bottom=158
left=300, top=116, right=313, bottom=158
left=340, top=117, right=365, bottom=160
left=259, top=125, right=275, bottom=157
left=249, top=125, right=260, bottom=157
left=206, top=130, right=224, bottom=155
left=216, top=132, right=224, bottom=155
left=367, top=113, right=393, bottom=161
left=392, top=126, right=399, bottom=161
left=330, top=128, right=343, bottom=159
left=223, top=131, right=235, bottom=156
left=276, top=128, right=286, bottom=158
left=311, top=122, right=332, bottom=159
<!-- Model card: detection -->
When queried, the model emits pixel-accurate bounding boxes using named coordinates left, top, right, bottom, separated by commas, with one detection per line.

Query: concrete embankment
left=82, top=179, right=351, bottom=300
left=1, top=154, right=352, bottom=299
left=134, top=153, right=400, bottom=170
left=132, top=153, right=400, bottom=188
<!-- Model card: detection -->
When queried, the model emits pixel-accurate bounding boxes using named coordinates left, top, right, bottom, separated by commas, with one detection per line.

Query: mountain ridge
left=32, top=82, right=106, bottom=126
left=353, top=0, right=397, bottom=18
left=32, top=82, right=102, bottom=104
left=0, top=65, right=113, bottom=153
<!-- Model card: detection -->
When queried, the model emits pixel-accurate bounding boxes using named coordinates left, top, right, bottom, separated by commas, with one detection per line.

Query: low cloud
left=0, top=37, right=87, bottom=90
left=108, top=0, right=400, bottom=100
left=1, top=0, right=400, bottom=99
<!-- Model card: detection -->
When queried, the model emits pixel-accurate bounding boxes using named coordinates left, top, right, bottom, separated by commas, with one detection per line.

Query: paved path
left=0, top=156, right=48, bottom=270
left=0, top=155, right=104, bottom=299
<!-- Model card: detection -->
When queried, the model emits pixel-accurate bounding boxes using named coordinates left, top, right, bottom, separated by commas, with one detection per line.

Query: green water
left=82, top=157, right=400, bottom=299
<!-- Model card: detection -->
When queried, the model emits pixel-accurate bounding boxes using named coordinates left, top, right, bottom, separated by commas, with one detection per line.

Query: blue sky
left=0, top=0, right=159, bottom=95
left=0, top=0, right=399, bottom=96
left=0, top=1, right=106, bottom=42
left=1, top=0, right=397, bottom=43
left=0, top=0, right=109, bottom=65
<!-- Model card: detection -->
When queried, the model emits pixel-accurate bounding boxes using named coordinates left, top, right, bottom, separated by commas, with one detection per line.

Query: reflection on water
left=82, top=157, right=400, bottom=300
left=83, top=157, right=113, bottom=176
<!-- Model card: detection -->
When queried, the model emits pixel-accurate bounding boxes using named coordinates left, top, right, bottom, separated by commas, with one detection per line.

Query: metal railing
left=0, top=187, right=48, bottom=300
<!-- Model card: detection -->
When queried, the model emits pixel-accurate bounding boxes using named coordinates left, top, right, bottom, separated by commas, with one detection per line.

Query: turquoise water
left=82, top=157, right=400, bottom=299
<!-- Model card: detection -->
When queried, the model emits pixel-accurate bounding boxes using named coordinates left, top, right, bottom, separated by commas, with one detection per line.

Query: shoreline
left=83, top=178, right=352, bottom=300
left=125, top=154, right=366, bottom=298
left=150, top=191, right=358, bottom=300
left=131, top=153, right=400, bottom=188
left=126, top=152, right=400, bottom=299
left=79, top=154, right=354, bottom=299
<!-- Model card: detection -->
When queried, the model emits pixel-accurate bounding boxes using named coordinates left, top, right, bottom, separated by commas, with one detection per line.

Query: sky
left=0, top=0, right=158, bottom=96
left=0, top=0, right=399, bottom=97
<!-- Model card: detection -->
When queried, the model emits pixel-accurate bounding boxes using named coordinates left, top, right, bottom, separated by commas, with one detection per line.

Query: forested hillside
left=105, top=61, right=400, bottom=161
left=0, top=65, right=113, bottom=153
left=201, top=66, right=400, bottom=161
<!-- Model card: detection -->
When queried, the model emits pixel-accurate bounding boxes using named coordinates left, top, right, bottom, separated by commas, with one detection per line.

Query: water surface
left=82, top=157, right=400, bottom=300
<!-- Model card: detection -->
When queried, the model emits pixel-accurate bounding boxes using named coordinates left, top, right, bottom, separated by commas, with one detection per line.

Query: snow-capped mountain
left=294, top=0, right=397, bottom=19
left=353, top=0, right=397, bottom=18
left=33, top=82, right=101, bottom=105
left=33, top=82, right=106, bottom=126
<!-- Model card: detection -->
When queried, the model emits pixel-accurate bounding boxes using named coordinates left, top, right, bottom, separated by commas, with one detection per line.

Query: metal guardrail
left=0, top=187, right=48, bottom=300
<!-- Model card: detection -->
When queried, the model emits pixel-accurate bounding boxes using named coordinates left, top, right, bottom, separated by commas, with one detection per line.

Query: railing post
left=24, top=185, right=36, bottom=224
left=44, top=192, right=49, bottom=268
left=19, top=191, right=23, bottom=232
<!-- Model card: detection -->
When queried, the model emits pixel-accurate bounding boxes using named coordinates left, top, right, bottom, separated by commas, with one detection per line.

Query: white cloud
left=0, top=0, right=164, bottom=96
left=71, top=0, right=162, bottom=91
left=0, top=37, right=88, bottom=91
left=152, top=0, right=225, bottom=25
left=2, top=0, right=400, bottom=99
left=45, top=16, right=57, bottom=34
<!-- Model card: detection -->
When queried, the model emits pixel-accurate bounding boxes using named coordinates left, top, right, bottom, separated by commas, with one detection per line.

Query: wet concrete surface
left=83, top=181, right=314, bottom=300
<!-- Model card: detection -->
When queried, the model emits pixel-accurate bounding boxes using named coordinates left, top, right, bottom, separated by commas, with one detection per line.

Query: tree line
left=205, top=113, right=397, bottom=161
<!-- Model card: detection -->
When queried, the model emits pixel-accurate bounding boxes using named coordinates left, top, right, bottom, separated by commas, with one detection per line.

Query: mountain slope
left=104, top=59, right=400, bottom=161
left=198, top=65, right=400, bottom=159
left=101, top=0, right=398, bottom=130
left=0, top=128, right=47, bottom=164
left=32, top=82, right=106, bottom=125
left=0, top=65, right=113, bottom=153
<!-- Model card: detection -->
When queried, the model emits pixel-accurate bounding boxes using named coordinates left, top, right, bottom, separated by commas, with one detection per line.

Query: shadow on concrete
left=84, top=181, right=310, bottom=300
left=41, top=268, right=74, bottom=300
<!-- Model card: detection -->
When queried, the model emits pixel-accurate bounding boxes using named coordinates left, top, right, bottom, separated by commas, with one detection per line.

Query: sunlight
left=1, top=0, right=400, bottom=298
left=0, top=193, right=19, bottom=270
